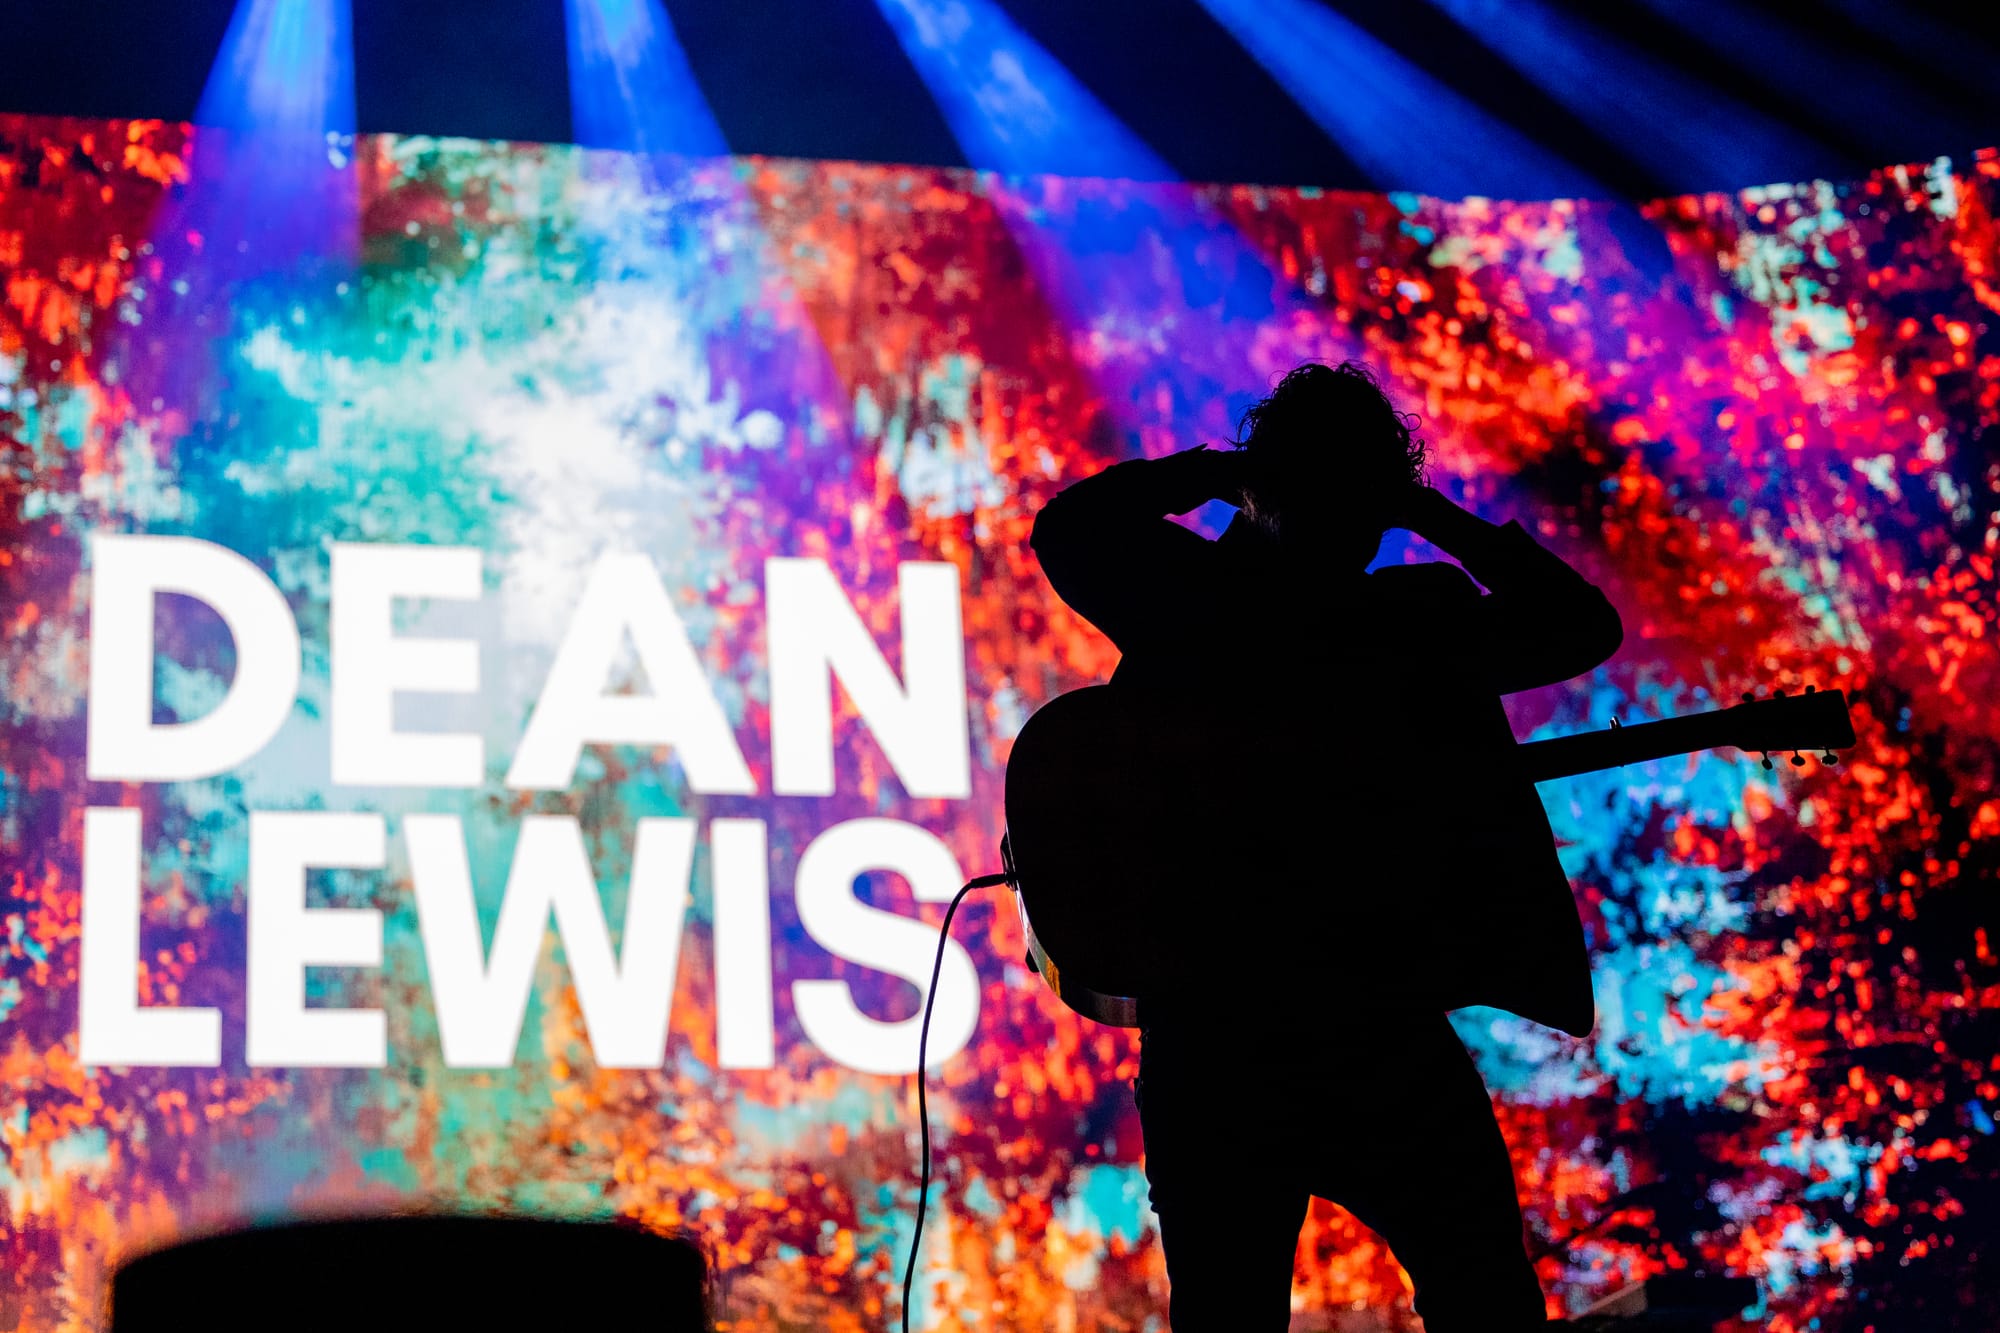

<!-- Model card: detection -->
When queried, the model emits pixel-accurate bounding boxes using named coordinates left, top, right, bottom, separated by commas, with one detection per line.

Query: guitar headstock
left=1728, top=687, right=1857, bottom=761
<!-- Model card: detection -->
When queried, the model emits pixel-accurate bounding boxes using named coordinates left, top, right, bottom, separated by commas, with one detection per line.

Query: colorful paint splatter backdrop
left=2, top=112, right=1997, bottom=1331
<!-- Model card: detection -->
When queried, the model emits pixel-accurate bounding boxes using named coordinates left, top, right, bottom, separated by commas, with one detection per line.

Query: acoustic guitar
left=1000, top=685, right=1857, bottom=1027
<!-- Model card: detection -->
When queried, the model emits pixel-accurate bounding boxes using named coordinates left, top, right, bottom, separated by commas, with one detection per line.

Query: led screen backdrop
left=1, top=113, right=1996, bottom=1331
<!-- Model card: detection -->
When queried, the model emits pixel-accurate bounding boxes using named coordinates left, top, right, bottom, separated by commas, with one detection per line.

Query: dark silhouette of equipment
left=108, top=1215, right=713, bottom=1332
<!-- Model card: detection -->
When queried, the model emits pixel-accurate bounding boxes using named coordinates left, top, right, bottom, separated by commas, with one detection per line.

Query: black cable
left=901, top=871, right=1012, bottom=1333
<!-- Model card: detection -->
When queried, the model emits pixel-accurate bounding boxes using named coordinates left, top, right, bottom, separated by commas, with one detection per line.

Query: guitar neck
left=1515, top=711, right=1740, bottom=784
left=1515, top=689, right=1855, bottom=783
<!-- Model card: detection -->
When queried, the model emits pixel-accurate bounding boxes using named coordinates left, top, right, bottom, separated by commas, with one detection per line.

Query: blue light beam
left=183, top=0, right=358, bottom=266
left=194, top=0, right=356, bottom=139
left=565, top=0, right=728, bottom=158
left=1423, top=0, right=1827, bottom=193
left=870, top=0, right=1170, bottom=180
left=118, top=0, right=358, bottom=424
left=1193, top=0, right=1596, bottom=200
left=560, top=0, right=849, bottom=475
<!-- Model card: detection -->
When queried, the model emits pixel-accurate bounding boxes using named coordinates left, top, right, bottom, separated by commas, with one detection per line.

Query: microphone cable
left=900, top=870, right=1013, bottom=1333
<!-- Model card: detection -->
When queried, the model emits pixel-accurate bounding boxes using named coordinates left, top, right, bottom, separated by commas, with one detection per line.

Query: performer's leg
left=1312, top=1016, right=1548, bottom=1333
left=1145, top=1147, right=1308, bottom=1331
left=1136, top=1047, right=1309, bottom=1331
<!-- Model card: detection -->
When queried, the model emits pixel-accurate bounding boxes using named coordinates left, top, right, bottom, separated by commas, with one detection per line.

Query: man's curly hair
left=1234, top=361, right=1427, bottom=522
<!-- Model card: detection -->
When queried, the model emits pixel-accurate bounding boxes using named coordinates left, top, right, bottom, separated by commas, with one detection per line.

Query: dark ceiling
left=5, top=0, right=1997, bottom=199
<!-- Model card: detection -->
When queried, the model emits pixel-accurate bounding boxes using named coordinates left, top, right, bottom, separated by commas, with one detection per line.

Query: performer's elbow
left=1520, top=589, right=1623, bottom=690
left=1582, top=591, right=1624, bottom=670
left=1029, top=493, right=1106, bottom=607
left=1027, top=494, right=1061, bottom=552
left=1028, top=494, right=1074, bottom=568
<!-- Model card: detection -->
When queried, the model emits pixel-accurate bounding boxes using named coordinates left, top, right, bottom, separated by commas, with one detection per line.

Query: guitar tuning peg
left=1760, top=752, right=1775, bottom=770
left=1821, top=750, right=1839, bottom=765
left=1740, top=691, right=1756, bottom=704
left=1789, top=751, right=1807, bottom=767
left=1804, top=685, right=1817, bottom=694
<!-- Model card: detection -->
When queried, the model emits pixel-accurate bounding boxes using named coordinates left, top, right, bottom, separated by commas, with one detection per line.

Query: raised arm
left=1397, top=487, right=1623, bottom=695
left=1029, top=447, right=1245, bottom=655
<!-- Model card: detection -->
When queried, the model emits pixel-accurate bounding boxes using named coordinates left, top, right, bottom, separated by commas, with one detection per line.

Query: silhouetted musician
left=1028, top=361, right=1622, bottom=1331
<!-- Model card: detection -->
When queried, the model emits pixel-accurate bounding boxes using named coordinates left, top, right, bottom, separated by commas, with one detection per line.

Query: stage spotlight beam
left=195, top=0, right=356, bottom=139
left=167, top=0, right=359, bottom=275
left=870, top=0, right=1170, bottom=180
left=116, top=0, right=358, bottom=423
left=1192, top=0, right=1594, bottom=201
left=1422, top=0, right=1827, bottom=194
left=565, top=0, right=727, bottom=157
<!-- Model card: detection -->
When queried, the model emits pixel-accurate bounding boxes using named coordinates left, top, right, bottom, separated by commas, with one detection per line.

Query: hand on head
left=1380, top=480, right=1440, bottom=536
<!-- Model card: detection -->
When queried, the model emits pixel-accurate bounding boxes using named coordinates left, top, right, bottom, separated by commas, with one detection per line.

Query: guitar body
left=1002, top=687, right=1164, bottom=1026
left=1002, top=685, right=1297, bottom=1026
left=1003, top=682, right=1855, bottom=1028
